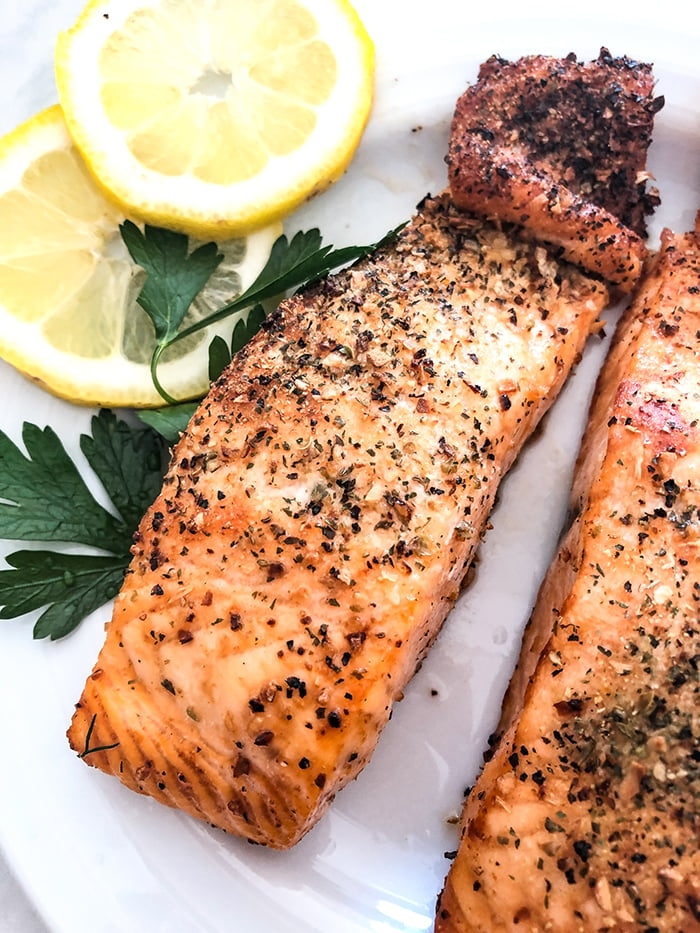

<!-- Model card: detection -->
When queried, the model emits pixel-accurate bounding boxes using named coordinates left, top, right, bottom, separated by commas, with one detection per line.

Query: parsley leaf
left=80, top=408, right=167, bottom=532
left=0, top=410, right=168, bottom=639
left=208, top=304, right=267, bottom=382
left=0, top=551, right=127, bottom=641
left=120, top=221, right=223, bottom=403
left=137, top=402, right=198, bottom=446
left=0, top=421, right=126, bottom=551
left=120, top=221, right=223, bottom=344
left=207, top=335, right=232, bottom=384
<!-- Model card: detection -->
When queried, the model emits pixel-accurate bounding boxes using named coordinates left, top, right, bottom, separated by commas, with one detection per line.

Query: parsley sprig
left=0, top=411, right=168, bottom=639
left=121, top=221, right=403, bottom=407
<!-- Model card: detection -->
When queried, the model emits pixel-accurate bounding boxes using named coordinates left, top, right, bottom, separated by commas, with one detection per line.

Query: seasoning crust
left=448, top=49, right=662, bottom=291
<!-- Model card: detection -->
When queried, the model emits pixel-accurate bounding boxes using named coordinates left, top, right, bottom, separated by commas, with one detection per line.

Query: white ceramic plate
left=1, top=3, right=699, bottom=931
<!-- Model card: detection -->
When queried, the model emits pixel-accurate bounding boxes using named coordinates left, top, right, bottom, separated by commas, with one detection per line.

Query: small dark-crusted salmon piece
left=67, top=193, right=608, bottom=848
left=448, top=49, right=663, bottom=291
left=435, top=223, right=700, bottom=932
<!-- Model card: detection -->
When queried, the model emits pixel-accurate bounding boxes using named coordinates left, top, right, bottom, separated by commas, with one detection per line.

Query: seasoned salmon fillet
left=435, top=224, right=700, bottom=931
left=67, top=193, right=609, bottom=848
left=448, top=50, right=662, bottom=291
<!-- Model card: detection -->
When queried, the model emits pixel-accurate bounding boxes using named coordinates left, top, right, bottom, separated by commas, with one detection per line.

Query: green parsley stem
left=79, top=713, right=120, bottom=759
left=150, top=343, right=180, bottom=406
left=159, top=291, right=263, bottom=354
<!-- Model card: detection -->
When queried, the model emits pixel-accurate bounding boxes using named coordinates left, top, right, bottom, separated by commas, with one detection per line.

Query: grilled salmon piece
left=435, top=224, right=700, bottom=931
left=67, top=193, right=609, bottom=848
left=448, top=50, right=662, bottom=291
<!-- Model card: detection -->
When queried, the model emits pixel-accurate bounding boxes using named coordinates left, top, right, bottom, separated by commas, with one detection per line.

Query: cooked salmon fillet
left=448, top=50, right=663, bottom=291
left=67, top=193, right=609, bottom=847
left=435, top=223, right=700, bottom=931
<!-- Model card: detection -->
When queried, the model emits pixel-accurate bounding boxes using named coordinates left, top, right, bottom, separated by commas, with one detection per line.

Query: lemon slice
left=55, top=0, right=375, bottom=239
left=0, top=105, right=280, bottom=408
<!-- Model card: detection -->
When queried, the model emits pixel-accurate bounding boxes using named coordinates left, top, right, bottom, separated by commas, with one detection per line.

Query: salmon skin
left=68, top=193, right=609, bottom=848
left=448, top=50, right=663, bottom=291
left=435, top=224, right=700, bottom=931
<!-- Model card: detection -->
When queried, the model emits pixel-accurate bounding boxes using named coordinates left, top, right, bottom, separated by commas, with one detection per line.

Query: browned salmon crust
left=435, top=225, right=700, bottom=931
left=448, top=50, right=663, bottom=291
left=67, top=193, right=609, bottom=848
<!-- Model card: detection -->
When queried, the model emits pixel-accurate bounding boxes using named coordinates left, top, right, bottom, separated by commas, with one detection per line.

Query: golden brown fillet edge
left=435, top=225, right=700, bottom=931
left=67, top=193, right=610, bottom=849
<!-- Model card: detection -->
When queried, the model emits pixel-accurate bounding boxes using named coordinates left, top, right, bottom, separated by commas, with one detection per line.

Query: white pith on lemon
left=0, top=105, right=281, bottom=408
left=54, top=0, right=375, bottom=239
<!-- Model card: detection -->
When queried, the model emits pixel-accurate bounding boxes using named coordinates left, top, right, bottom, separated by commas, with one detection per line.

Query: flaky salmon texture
left=435, top=226, right=700, bottom=931
left=68, top=50, right=660, bottom=850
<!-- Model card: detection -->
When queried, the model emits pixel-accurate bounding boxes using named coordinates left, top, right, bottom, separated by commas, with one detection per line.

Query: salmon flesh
left=68, top=194, right=609, bottom=848
left=435, top=224, right=700, bottom=931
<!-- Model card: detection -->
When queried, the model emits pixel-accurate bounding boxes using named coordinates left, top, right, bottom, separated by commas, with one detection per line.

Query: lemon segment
left=55, top=0, right=375, bottom=238
left=0, top=106, right=281, bottom=408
